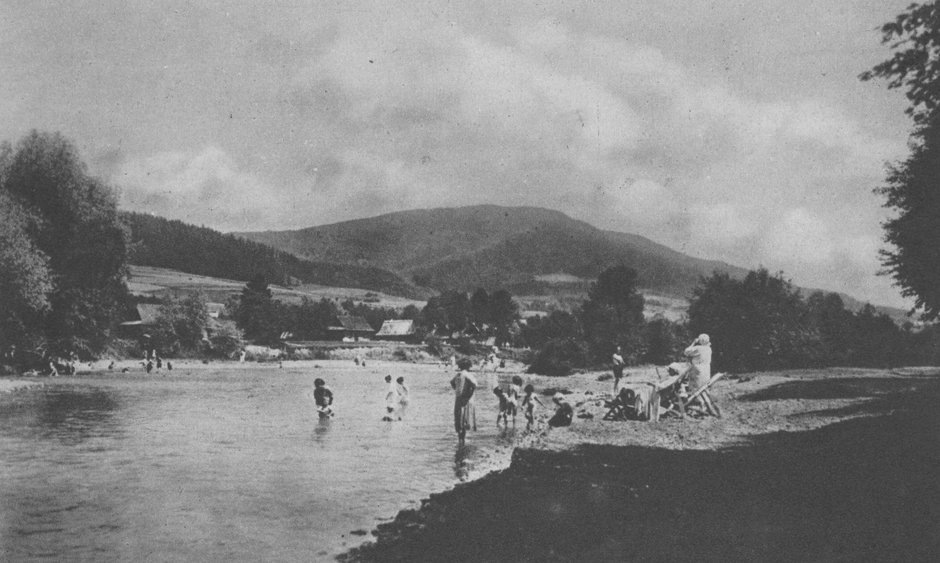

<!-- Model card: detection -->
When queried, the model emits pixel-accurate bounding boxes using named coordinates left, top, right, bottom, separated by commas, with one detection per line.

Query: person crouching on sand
left=313, top=378, right=334, bottom=419
left=451, top=358, right=478, bottom=442
left=548, top=393, right=573, bottom=428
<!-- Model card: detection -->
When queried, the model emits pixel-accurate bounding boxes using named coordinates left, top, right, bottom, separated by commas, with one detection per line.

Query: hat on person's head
left=553, top=392, right=566, bottom=403
left=697, top=334, right=710, bottom=345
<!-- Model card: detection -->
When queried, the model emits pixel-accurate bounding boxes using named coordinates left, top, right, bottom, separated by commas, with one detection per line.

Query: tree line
left=524, top=265, right=940, bottom=376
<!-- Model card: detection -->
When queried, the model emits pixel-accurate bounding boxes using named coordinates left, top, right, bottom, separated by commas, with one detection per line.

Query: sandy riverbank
left=0, top=379, right=43, bottom=394
left=340, top=366, right=940, bottom=562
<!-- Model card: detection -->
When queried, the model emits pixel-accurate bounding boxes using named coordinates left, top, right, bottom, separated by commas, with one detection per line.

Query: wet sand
left=340, top=367, right=940, bottom=562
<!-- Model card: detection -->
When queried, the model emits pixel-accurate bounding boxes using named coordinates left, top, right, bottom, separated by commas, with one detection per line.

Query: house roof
left=328, top=315, right=374, bottom=332
left=375, top=319, right=416, bottom=337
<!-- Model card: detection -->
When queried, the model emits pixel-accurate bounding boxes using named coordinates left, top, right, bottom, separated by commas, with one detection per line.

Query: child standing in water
left=493, top=386, right=510, bottom=427
left=313, top=378, right=334, bottom=419
left=521, top=384, right=544, bottom=430
left=395, top=376, right=409, bottom=419
left=506, top=375, right=523, bottom=426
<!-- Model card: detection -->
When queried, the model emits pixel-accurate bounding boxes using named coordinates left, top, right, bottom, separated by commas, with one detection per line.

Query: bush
left=527, top=337, right=590, bottom=376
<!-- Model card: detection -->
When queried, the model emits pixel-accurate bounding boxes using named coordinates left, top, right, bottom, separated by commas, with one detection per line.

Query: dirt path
left=341, top=367, right=940, bottom=562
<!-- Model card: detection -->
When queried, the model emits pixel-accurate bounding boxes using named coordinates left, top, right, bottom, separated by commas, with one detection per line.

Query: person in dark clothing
left=313, top=378, right=334, bottom=419
left=548, top=393, right=573, bottom=428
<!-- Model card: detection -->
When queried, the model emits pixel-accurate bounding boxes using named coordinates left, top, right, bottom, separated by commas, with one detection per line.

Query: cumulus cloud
left=116, top=147, right=288, bottom=232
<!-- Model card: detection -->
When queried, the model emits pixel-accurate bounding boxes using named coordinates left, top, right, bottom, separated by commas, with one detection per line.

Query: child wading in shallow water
left=493, top=386, right=510, bottom=426
left=506, top=375, right=522, bottom=426
left=313, top=378, right=334, bottom=419
left=521, top=384, right=544, bottom=431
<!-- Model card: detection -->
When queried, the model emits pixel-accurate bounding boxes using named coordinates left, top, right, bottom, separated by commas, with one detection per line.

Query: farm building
left=374, top=319, right=419, bottom=343
left=327, top=316, right=375, bottom=341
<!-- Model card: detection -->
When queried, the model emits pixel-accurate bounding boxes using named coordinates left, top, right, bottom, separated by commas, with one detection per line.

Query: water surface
left=0, top=362, right=514, bottom=561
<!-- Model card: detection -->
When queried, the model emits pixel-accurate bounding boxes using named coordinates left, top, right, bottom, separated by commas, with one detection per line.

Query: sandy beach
left=340, top=366, right=940, bottom=562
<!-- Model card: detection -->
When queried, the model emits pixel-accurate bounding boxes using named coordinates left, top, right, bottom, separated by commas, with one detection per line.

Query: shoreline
left=340, top=366, right=940, bottom=562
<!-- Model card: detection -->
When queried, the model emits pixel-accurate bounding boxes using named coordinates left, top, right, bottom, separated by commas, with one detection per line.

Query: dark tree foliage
left=152, top=292, right=211, bottom=354
left=527, top=337, right=590, bottom=377
left=579, top=265, right=646, bottom=364
left=292, top=298, right=341, bottom=340
left=422, top=291, right=471, bottom=333
left=0, top=191, right=53, bottom=352
left=233, top=275, right=282, bottom=345
left=862, top=2, right=940, bottom=318
left=805, top=292, right=854, bottom=365
left=341, top=299, right=399, bottom=331
left=688, top=269, right=815, bottom=372
left=0, top=131, right=128, bottom=357
left=520, top=310, right=582, bottom=350
left=642, top=316, right=688, bottom=365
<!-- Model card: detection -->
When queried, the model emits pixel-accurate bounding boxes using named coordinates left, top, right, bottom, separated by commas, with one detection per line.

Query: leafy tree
left=642, top=316, right=688, bottom=365
left=861, top=2, right=940, bottom=318
left=234, top=275, right=281, bottom=344
left=0, top=191, right=53, bottom=352
left=520, top=310, right=582, bottom=350
left=688, top=268, right=815, bottom=372
left=579, top=265, right=646, bottom=363
left=422, top=290, right=471, bottom=333
left=805, top=292, right=854, bottom=366
left=0, top=131, right=128, bottom=357
left=208, top=322, right=245, bottom=359
left=528, top=337, right=590, bottom=377
left=152, top=292, right=211, bottom=354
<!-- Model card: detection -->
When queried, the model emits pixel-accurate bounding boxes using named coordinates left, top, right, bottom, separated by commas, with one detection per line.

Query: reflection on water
left=0, top=364, right=510, bottom=561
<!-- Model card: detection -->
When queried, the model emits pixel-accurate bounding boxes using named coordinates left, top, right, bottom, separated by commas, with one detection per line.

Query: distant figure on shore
left=239, top=349, right=247, bottom=363
left=396, top=376, right=410, bottom=419
left=548, top=393, right=573, bottom=428
left=383, top=375, right=398, bottom=421
left=451, top=358, right=478, bottom=442
left=313, top=378, right=334, bottom=419
left=521, top=384, right=544, bottom=430
left=684, top=333, right=712, bottom=408
left=611, top=346, right=625, bottom=393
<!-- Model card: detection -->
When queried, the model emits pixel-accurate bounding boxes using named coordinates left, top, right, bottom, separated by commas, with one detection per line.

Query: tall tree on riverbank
left=579, top=265, right=646, bottom=363
left=0, top=131, right=129, bottom=357
left=862, top=1, right=940, bottom=319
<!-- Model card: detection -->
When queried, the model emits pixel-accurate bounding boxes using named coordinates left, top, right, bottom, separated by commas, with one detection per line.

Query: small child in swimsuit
left=493, top=386, right=510, bottom=426
left=521, top=384, right=544, bottom=430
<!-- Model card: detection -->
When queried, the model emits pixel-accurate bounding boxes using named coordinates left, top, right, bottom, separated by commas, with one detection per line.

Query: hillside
left=237, top=205, right=748, bottom=298
left=122, top=212, right=431, bottom=300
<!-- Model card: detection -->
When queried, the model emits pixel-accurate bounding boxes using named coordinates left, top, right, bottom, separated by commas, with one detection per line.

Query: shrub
left=527, top=337, right=590, bottom=376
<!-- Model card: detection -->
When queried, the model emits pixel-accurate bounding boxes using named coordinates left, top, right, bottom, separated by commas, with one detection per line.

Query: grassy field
left=127, top=265, right=426, bottom=309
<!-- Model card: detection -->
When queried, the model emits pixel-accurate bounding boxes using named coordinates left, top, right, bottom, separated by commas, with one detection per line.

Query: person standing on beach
left=683, top=334, right=712, bottom=408
left=313, top=378, right=334, bottom=419
left=611, top=346, right=625, bottom=393
left=450, top=358, right=478, bottom=442
left=521, top=384, right=544, bottom=431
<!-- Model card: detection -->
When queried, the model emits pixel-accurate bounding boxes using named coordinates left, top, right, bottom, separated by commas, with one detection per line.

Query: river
left=0, top=361, right=518, bottom=561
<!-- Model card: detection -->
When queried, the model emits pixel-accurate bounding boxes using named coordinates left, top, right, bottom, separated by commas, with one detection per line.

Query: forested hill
left=122, top=212, right=431, bottom=299
left=236, top=205, right=749, bottom=297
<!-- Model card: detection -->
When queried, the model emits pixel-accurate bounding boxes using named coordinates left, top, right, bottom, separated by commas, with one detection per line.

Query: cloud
left=116, top=147, right=287, bottom=232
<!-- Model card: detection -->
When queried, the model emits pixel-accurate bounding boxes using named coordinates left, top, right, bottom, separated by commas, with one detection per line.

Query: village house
left=374, top=319, right=419, bottom=344
left=327, top=315, right=375, bottom=342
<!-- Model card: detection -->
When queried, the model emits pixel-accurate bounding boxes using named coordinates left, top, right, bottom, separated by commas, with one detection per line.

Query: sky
left=0, top=0, right=918, bottom=308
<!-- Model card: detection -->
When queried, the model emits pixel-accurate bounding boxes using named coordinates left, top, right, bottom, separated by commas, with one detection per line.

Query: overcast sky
left=0, top=0, right=917, bottom=308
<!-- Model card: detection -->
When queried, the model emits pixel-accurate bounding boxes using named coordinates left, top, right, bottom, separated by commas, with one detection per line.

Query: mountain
left=122, top=212, right=431, bottom=300
left=236, top=205, right=749, bottom=298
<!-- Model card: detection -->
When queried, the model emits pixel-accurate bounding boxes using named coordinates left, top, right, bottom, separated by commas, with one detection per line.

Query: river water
left=0, top=362, right=517, bottom=561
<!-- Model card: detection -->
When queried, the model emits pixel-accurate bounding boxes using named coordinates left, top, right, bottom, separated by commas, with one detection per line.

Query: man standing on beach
left=451, top=358, right=478, bottom=442
left=611, top=346, right=625, bottom=393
